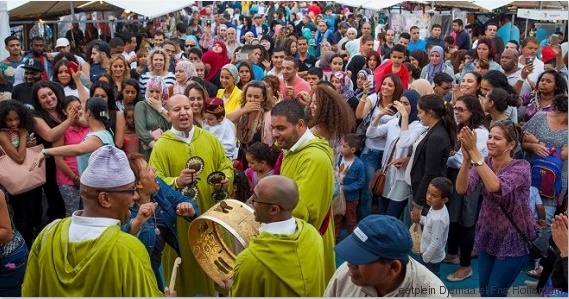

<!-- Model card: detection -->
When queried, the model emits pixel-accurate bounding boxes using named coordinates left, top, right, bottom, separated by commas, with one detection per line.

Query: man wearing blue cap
left=325, top=215, right=448, bottom=297
left=22, top=146, right=163, bottom=297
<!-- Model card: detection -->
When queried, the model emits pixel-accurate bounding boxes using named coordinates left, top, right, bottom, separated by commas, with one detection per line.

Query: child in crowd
left=419, top=177, right=452, bottom=278
left=54, top=96, right=89, bottom=216
left=244, top=142, right=280, bottom=193
left=334, top=133, right=366, bottom=239
left=475, top=59, right=490, bottom=76
left=122, top=106, right=140, bottom=155
left=202, top=97, right=238, bottom=159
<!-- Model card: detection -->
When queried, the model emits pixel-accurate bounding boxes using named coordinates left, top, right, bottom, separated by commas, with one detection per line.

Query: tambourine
left=181, top=156, right=204, bottom=198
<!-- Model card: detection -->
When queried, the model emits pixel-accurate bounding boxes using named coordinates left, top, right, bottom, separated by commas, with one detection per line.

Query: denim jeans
left=424, top=261, right=441, bottom=278
left=358, top=147, right=383, bottom=220
left=0, top=241, right=29, bottom=297
left=378, top=197, right=408, bottom=219
left=478, top=249, right=529, bottom=297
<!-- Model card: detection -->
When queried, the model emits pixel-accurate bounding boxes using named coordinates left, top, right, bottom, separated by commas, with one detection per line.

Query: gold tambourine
left=188, top=199, right=261, bottom=287
left=181, top=156, right=204, bottom=198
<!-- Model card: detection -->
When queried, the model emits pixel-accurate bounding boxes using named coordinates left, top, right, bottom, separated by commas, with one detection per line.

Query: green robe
left=149, top=128, right=235, bottom=297
left=21, top=218, right=163, bottom=297
left=280, top=136, right=336, bottom=282
left=230, top=218, right=325, bottom=297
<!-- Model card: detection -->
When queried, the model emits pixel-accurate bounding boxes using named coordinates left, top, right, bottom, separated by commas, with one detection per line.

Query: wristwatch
left=471, top=158, right=484, bottom=167
left=159, top=107, right=166, bottom=114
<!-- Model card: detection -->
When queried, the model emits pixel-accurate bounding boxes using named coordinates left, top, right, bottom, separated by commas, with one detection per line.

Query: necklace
left=152, top=210, right=160, bottom=235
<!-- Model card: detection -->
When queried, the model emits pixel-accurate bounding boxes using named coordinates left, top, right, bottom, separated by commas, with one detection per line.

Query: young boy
left=334, top=133, right=366, bottom=240
left=373, top=44, right=409, bottom=90
left=419, top=177, right=452, bottom=278
left=202, top=97, right=238, bottom=159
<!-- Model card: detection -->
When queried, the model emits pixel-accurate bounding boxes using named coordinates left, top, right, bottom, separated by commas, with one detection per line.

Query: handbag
left=355, top=100, right=377, bottom=144
left=497, top=202, right=547, bottom=259
left=332, top=186, right=346, bottom=216
left=0, top=144, right=46, bottom=195
left=369, top=138, right=399, bottom=197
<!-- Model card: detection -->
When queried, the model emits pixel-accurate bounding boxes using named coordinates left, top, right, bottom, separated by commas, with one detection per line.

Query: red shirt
left=308, top=4, right=321, bottom=17
left=374, top=60, right=409, bottom=92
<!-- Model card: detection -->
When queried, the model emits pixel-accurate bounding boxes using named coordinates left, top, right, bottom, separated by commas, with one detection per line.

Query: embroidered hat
left=335, top=215, right=412, bottom=265
left=80, top=145, right=135, bottom=188
left=204, top=97, right=225, bottom=117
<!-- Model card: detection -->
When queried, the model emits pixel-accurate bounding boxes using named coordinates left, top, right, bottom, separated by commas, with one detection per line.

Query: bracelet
left=41, top=148, right=49, bottom=158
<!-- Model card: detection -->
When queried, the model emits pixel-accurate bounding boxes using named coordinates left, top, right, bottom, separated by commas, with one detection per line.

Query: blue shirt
left=77, top=130, right=115, bottom=174
left=407, top=39, right=427, bottom=52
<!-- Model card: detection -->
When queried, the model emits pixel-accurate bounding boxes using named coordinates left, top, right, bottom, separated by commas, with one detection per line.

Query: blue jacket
left=339, top=157, right=366, bottom=201
left=122, top=177, right=200, bottom=255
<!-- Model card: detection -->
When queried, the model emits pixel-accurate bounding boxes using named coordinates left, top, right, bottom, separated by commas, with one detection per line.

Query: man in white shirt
left=517, top=37, right=544, bottom=96
left=120, top=32, right=138, bottom=69
left=500, top=48, right=522, bottom=87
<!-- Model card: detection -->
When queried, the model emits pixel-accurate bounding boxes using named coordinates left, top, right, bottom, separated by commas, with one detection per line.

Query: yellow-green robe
left=149, top=128, right=234, bottom=296
left=21, top=218, right=163, bottom=297
left=230, top=218, right=325, bottom=296
left=280, top=136, right=336, bottom=282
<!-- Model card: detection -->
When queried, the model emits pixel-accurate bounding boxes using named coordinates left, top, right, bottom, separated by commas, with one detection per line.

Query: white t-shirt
left=420, top=205, right=449, bottom=264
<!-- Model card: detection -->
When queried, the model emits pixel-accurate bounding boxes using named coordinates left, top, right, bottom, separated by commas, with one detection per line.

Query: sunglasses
left=101, top=186, right=137, bottom=196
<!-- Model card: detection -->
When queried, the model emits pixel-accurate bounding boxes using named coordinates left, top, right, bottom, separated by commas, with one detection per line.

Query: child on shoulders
left=203, top=97, right=238, bottom=159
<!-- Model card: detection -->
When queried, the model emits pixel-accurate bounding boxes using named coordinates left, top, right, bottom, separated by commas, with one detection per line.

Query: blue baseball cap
left=335, top=215, right=412, bottom=265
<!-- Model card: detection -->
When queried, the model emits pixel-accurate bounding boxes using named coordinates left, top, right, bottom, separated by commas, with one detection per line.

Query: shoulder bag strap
left=496, top=202, right=531, bottom=245
left=381, top=137, right=399, bottom=172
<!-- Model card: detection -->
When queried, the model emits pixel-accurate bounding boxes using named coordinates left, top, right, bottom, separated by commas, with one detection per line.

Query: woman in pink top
left=54, top=96, right=89, bottom=216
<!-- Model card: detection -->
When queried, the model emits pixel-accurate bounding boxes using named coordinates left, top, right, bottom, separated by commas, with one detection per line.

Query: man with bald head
left=500, top=48, right=522, bottom=87
left=149, top=94, right=234, bottom=296
left=229, top=176, right=326, bottom=296
left=22, top=146, right=163, bottom=296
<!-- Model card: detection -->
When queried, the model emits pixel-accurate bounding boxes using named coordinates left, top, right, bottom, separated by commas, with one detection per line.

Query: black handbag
left=497, top=202, right=548, bottom=259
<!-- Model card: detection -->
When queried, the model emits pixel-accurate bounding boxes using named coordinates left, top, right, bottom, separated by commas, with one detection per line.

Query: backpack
left=531, top=146, right=563, bottom=200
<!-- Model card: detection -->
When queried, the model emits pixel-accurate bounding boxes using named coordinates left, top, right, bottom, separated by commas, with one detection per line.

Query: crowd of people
left=0, top=0, right=568, bottom=297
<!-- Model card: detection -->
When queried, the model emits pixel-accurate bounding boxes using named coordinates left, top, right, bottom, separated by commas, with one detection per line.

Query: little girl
left=123, top=106, right=140, bottom=155
left=0, top=99, right=42, bottom=248
left=244, top=142, right=280, bottom=192
left=54, top=96, right=89, bottom=216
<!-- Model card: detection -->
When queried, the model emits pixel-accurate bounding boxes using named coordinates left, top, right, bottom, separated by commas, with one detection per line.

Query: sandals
left=443, top=256, right=460, bottom=265
left=446, top=269, right=473, bottom=282
left=526, top=267, right=542, bottom=278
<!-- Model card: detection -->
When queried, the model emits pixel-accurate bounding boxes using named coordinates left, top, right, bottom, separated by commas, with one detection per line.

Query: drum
left=188, top=199, right=261, bottom=286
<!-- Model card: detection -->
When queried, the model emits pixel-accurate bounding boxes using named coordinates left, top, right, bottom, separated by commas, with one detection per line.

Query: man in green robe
left=149, top=94, right=235, bottom=297
left=229, top=175, right=326, bottom=296
left=270, top=100, right=336, bottom=282
left=22, top=146, right=164, bottom=297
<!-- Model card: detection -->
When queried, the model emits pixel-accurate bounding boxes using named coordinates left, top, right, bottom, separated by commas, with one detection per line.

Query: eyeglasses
left=453, top=106, right=467, bottom=113
left=493, top=118, right=519, bottom=141
left=250, top=193, right=282, bottom=209
left=101, top=186, right=137, bottom=196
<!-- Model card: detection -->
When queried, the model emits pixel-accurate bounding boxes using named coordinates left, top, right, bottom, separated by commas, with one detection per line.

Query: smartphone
left=206, top=19, right=211, bottom=26
left=551, top=34, right=559, bottom=47
left=526, top=57, right=534, bottom=65
left=28, top=133, right=35, bottom=140
left=236, top=53, right=249, bottom=61
left=388, top=105, right=398, bottom=113
left=367, top=74, right=374, bottom=83
left=68, top=61, right=79, bottom=75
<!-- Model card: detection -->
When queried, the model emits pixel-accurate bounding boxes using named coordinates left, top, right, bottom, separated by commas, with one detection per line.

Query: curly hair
left=146, top=48, right=170, bottom=73
left=239, top=80, right=274, bottom=112
left=0, top=99, right=34, bottom=130
left=109, top=55, right=131, bottom=80
left=282, top=37, right=297, bottom=57
left=245, top=141, right=280, bottom=167
left=31, top=81, right=66, bottom=126
left=307, top=84, right=355, bottom=139
left=537, top=69, right=568, bottom=96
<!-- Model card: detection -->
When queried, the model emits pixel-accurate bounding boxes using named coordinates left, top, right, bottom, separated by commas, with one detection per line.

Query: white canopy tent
left=0, top=1, right=9, bottom=60
left=333, top=1, right=567, bottom=12
left=93, top=0, right=193, bottom=20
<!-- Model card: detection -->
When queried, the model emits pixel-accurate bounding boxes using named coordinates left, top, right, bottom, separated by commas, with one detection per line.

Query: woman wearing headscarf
left=216, top=64, right=242, bottom=114
left=420, top=46, right=455, bottom=85
left=409, top=79, right=435, bottom=97
left=317, top=51, right=335, bottom=81
left=346, top=55, right=367, bottom=88
left=201, top=41, right=229, bottom=85
left=134, top=76, right=171, bottom=159
left=330, top=71, right=358, bottom=112
left=173, top=61, right=197, bottom=95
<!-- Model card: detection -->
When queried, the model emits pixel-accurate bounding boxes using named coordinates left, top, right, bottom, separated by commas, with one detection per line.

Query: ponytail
left=419, top=94, right=457, bottom=149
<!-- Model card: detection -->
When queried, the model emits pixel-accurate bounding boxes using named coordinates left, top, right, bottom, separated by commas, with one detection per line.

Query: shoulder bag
left=369, top=138, right=399, bottom=197
left=0, top=144, right=46, bottom=195
left=497, top=202, right=547, bottom=259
